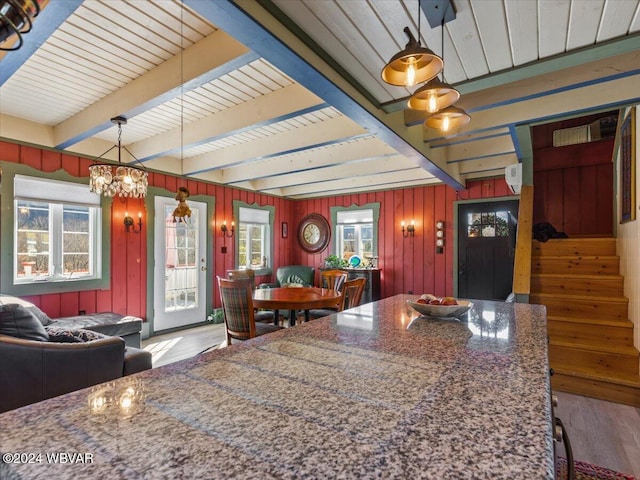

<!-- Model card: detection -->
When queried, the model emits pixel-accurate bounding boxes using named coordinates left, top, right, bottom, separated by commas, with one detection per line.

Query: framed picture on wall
left=282, top=222, right=288, bottom=238
left=620, top=109, right=636, bottom=223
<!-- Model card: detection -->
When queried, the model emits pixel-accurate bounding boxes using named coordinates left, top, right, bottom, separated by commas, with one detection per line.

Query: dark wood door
left=457, top=200, right=519, bottom=301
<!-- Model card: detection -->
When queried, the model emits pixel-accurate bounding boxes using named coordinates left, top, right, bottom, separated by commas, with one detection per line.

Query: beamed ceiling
left=1, top=0, right=639, bottom=198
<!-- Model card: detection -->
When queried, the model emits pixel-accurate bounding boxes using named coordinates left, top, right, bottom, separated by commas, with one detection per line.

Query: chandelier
left=0, top=0, right=45, bottom=51
left=89, top=117, right=148, bottom=198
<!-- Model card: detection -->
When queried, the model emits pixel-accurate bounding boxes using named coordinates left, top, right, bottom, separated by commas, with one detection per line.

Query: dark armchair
left=259, top=265, right=315, bottom=289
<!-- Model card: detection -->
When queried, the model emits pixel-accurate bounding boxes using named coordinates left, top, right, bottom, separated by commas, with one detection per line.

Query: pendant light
left=381, top=1, right=442, bottom=87
left=88, top=117, right=148, bottom=198
left=424, top=105, right=471, bottom=132
left=408, top=20, right=459, bottom=113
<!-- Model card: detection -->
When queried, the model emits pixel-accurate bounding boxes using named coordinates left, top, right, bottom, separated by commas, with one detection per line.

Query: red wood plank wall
left=532, top=113, right=616, bottom=236
left=0, top=140, right=508, bottom=320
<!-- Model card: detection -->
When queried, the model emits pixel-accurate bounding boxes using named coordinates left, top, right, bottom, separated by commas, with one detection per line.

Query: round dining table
left=253, top=287, right=342, bottom=327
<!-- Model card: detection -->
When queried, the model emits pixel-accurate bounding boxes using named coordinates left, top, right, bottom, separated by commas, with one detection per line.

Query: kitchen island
left=0, top=295, right=554, bottom=479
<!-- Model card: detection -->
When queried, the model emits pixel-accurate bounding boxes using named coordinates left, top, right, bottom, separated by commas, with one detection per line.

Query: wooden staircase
left=530, top=237, right=640, bottom=407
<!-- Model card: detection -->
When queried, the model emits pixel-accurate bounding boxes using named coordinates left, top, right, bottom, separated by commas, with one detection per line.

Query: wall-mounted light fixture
left=435, top=220, right=444, bottom=253
left=402, top=220, right=415, bottom=238
left=124, top=211, right=142, bottom=233
left=221, top=220, right=234, bottom=237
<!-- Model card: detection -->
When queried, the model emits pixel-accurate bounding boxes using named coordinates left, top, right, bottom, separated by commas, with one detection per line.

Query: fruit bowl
left=407, top=299, right=473, bottom=318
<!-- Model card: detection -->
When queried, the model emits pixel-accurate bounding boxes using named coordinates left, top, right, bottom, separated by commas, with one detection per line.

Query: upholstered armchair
left=258, top=265, right=315, bottom=289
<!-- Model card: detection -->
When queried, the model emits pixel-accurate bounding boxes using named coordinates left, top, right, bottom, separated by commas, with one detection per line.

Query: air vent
left=553, top=125, right=590, bottom=147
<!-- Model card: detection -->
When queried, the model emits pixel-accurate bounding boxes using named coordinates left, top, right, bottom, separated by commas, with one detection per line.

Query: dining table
left=0, top=295, right=554, bottom=479
left=253, top=286, right=342, bottom=326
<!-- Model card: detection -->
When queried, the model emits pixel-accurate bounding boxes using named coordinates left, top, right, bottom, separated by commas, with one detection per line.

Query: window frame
left=233, top=200, right=274, bottom=276
left=0, top=162, right=111, bottom=296
left=330, top=202, right=380, bottom=261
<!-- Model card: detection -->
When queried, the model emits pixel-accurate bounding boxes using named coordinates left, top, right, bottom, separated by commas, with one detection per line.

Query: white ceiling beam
left=128, top=83, right=323, bottom=160
left=221, top=136, right=397, bottom=184
left=245, top=155, right=420, bottom=191
left=183, top=115, right=367, bottom=174
left=53, top=29, right=250, bottom=148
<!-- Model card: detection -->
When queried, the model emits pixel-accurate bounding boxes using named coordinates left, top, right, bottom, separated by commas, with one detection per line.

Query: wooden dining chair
left=305, top=270, right=348, bottom=320
left=217, top=276, right=283, bottom=346
left=226, top=269, right=275, bottom=323
left=319, top=269, right=348, bottom=291
left=340, top=277, right=367, bottom=311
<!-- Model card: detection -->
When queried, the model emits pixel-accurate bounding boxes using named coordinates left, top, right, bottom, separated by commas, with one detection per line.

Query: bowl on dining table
left=407, top=299, right=472, bottom=318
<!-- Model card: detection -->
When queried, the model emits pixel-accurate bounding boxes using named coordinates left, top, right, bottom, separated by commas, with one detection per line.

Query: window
left=236, top=204, right=273, bottom=270
left=466, top=211, right=509, bottom=238
left=13, top=175, right=102, bottom=284
left=331, top=203, right=380, bottom=262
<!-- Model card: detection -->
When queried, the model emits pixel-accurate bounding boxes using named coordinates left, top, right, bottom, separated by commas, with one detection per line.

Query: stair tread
left=550, top=339, right=639, bottom=356
left=531, top=273, right=623, bottom=280
left=530, top=292, right=628, bottom=302
left=552, top=366, right=640, bottom=388
left=547, top=315, right=634, bottom=327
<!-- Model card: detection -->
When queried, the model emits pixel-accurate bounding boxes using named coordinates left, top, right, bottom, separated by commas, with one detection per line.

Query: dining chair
left=226, top=269, right=275, bottom=323
left=340, top=277, right=367, bottom=311
left=217, top=276, right=283, bottom=346
left=306, top=270, right=348, bottom=320
left=319, top=269, right=348, bottom=291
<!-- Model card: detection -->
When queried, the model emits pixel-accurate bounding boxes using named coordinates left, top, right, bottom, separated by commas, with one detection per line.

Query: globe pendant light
left=424, top=106, right=471, bottom=133
left=381, top=1, right=442, bottom=87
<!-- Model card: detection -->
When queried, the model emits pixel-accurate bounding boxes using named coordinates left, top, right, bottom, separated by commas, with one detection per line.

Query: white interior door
left=153, top=196, right=207, bottom=331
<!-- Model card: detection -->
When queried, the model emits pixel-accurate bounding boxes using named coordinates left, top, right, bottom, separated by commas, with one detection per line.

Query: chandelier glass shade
left=88, top=117, right=148, bottom=198
left=424, top=106, right=471, bottom=132
left=407, top=77, right=460, bottom=113
left=381, top=27, right=443, bottom=87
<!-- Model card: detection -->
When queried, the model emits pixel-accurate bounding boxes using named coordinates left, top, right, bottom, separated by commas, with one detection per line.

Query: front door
left=457, top=200, right=519, bottom=300
left=153, top=196, right=207, bottom=331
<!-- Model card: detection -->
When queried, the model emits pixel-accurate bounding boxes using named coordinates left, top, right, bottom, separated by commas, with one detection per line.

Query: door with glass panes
left=457, top=200, right=518, bottom=300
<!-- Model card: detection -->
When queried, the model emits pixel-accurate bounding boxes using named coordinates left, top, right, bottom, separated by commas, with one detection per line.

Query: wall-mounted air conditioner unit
left=505, top=163, right=522, bottom=195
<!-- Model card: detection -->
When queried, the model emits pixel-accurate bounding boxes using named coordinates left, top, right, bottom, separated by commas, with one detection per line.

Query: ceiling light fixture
left=0, top=0, right=44, bottom=51
left=408, top=20, right=459, bottom=113
left=381, top=0, right=442, bottom=87
left=89, top=117, right=148, bottom=198
left=424, top=105, right=471, bottom=132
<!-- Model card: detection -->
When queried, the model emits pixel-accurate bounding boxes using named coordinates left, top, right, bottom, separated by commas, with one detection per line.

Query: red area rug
left=557, top=457, right=638, bottom=480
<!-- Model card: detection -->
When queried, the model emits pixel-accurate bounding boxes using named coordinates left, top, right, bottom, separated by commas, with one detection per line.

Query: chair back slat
left=217, top=276, right=256, bottom=342
left=340, top=277, right=367, bottom=311
left=320, top=269, right=348, bottom=291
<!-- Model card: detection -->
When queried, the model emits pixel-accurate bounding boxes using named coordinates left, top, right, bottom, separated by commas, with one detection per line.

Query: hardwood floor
left=142, top=324, right=640, bottom=477
left=555, top=391, right=640, bottom=477
left=142, top=322, right=226, bottom=368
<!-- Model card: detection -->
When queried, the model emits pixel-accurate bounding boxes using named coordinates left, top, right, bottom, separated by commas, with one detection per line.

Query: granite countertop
left=0, top=295, right=554, bottom=479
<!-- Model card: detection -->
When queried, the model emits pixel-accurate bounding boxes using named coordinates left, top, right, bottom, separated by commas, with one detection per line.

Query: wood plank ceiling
left=0, top=0, right=639, bottom=199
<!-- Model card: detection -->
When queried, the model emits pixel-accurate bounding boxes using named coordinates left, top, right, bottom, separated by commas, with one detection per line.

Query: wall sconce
left=436, top=220, right=444, bottom=253
left=401, top=220, right=415, bottom=238
left=124, top=211, right=142, bottom=233
left=220, top=220, right=234, bottom=237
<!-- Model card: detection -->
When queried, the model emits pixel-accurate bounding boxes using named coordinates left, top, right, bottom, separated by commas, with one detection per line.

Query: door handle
left=201, top=266, right=207, bottom=271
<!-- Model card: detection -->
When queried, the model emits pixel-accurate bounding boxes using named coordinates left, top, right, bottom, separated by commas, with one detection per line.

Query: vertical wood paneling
left=1, top=140, right=512, bottom=321
left=42, top=150, right=62, bottom=172
left=21, top=146, right=41, bottom=170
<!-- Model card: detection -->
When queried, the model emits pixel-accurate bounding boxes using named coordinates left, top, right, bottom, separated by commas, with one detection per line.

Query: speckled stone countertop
left=0, top=296, right=554, bottom=479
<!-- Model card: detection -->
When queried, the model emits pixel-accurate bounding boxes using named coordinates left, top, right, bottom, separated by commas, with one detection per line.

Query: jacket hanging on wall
left=532, top=222, right=568, bottom=242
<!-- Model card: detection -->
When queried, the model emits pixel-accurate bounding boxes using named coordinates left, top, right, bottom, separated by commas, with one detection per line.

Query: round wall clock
left=298, top=213, right=330, bottom=253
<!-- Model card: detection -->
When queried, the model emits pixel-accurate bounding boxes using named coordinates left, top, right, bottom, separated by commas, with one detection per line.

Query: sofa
left=0, top=297, right=152, bottom=413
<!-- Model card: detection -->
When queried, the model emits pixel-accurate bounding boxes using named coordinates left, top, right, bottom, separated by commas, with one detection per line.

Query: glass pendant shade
left=88, top=117, right=148, bottom=198
left=424, top=106, right=471, bottom=132
left=381, top=27, right=443, bottom=87
left=407, top=77, right=460, bottom=113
